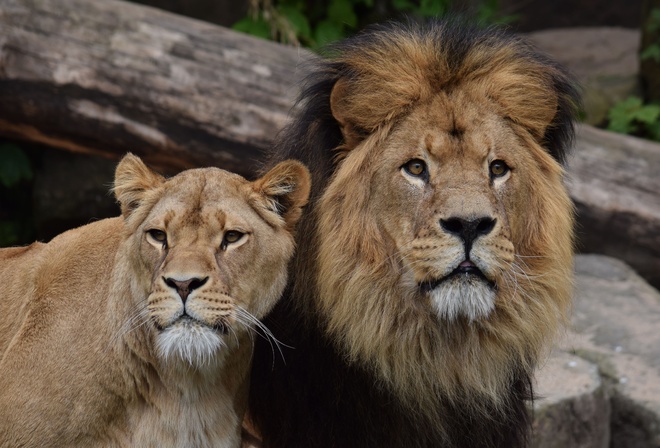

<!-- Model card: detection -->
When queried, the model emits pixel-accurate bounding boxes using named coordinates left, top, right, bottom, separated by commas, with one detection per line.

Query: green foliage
left=607, top=96, right=660, bottom=142
left=0, top=142, right=33, bottom=188
left=641, top=8, right=660, bottom=63
left=233, top=0, right=515, bottom=49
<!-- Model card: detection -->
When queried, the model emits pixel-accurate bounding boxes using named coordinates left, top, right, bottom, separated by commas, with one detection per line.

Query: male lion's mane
left=249, top=20, right=580, bottom=448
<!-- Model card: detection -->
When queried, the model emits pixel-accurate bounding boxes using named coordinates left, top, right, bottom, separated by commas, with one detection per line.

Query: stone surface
left=535, top=254, right=660, bottom=448
left=528, top=28, right=641, bottom=126
left=569, top=254, right=660, bottom=448
left=567, top=125, right=660, bottom=289
left=533, top=351, right=609, bottom=448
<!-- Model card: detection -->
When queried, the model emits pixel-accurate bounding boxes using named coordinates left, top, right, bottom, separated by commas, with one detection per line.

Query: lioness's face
left=115, top=157, right=310, bottom=367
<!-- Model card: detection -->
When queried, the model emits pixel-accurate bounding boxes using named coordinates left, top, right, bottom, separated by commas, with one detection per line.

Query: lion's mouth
left=155, top=315, right=229, bottom=335
left=419, top=261, right=495, bottom=293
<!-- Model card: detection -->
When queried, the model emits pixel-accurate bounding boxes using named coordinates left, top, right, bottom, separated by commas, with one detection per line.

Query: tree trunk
left=0, top=0, right=311, bottom=176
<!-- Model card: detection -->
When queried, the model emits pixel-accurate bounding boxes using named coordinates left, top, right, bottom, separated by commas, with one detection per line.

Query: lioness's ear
left=113, top=153, right=165, bottom=217
left=252, top=160, right=311, bottom=231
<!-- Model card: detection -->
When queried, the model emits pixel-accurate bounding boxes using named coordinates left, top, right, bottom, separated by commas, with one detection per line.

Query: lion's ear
left=252, top=160, right=311, bottom=231
left=330, top=78, right=364, bottom=149
left=113, top=153, right=165, bottom=218
left=473, top=61, right=559, bottom=140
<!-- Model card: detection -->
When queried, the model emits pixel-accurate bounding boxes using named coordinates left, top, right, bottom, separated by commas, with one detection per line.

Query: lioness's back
left=0, top=242, right=46, bottom=353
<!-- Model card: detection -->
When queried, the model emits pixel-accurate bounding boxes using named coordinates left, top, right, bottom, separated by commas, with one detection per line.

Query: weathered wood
left=0, top=0, right=312, bottom=176
left=568, top=125, right=660, bottom=288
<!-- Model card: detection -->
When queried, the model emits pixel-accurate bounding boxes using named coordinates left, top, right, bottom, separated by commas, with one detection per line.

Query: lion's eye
left=402, top=159, right=427, bottom=178
left=147, top=229, right=168, bottom=247
left=221, top=231, right=244, bottom=250
left=489, top=160, right=510, bottom=178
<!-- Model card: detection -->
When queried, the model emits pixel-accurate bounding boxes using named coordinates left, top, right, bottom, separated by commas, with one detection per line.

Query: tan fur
left=315, top=29, right=575, bottom=420
left=0, top=154, right=310, bottom=448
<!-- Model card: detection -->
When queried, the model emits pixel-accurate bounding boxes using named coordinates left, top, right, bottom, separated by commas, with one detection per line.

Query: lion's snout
left=440, top=216, right=496, bottom=252
left=163, top=276, right=209, bottom=303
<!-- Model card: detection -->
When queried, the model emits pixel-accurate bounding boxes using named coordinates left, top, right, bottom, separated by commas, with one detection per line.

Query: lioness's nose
left=163, top=277, right=208, bottom=302
left=440, top=216, right=496, bottom=248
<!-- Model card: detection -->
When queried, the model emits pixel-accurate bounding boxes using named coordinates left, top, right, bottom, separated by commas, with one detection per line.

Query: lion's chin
left=425, top=273, right=496, bottom=322
left=155, top=318, right=227, bottom=367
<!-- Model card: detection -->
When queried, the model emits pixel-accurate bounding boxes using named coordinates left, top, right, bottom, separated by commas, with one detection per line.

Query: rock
left=570, top=254, right=660, bottom=447
left=536, top=254, right=660, bottom=447
left=528, top=28, right=641, bottom=126
left=532, top=351, right=610, bottom=448
left=567, top=125, right=660, bottom=289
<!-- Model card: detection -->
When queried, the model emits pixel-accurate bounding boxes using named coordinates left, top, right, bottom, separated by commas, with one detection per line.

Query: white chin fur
left=430, top=277, right=496, bottom=322
left=156, top=319, right=226, bottom=367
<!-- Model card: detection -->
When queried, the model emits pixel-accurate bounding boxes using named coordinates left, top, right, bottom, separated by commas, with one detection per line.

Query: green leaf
left=648, top=120, right=660, bottom=142
left=641, top=44, right=660, bottom=63
left=328, top=0, right=358, bottom=28
left=647, top=8, right=660, bottom=33
left=0, top=143, right=32, bottom=188
left=314, top=20, right=346, bottom=48
left=607, top=98, right=638, bottom=134
left=392, top=0, right=416, bottom=12
left=278, top=6, right=312, bottom=40
left=419, top=0, right=448, bottom=17
left=634, top=104, right=660, bottom=125
left=232, top=17, right=271, bottom=40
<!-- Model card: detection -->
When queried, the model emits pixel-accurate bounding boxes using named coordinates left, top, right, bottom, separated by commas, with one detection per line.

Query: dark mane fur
left=250, top=19, right=579, bottom=448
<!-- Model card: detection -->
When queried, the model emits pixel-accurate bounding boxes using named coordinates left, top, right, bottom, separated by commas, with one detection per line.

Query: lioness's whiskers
left=108, top=306, right=150, bottom=350
left=235, top=306, right=289, bottom=364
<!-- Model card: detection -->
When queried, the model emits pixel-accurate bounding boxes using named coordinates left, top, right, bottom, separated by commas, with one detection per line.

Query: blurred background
left=0, top=0, right=657, bottom=264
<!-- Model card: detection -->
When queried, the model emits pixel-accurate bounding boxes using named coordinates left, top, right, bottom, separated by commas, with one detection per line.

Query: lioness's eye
left=489, top=160, right=510, bottom=178
left=221, top=231, right=244, bottom=250
left=147, top=229, right=167, bottom=247
left=402, top=159, right=427, bottom=178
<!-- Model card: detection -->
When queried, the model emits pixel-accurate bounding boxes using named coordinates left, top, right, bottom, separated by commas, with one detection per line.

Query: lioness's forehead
left=144, top=168, right=259, bottom=227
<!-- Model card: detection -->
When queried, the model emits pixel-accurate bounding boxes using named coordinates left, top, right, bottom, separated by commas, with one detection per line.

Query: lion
left=0, top=153, right=310, bottom=448
left=248, top=20, right=580, bottom=448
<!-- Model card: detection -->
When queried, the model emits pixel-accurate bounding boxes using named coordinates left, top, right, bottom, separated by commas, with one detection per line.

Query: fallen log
left=0, top=0, right=310, bottom=176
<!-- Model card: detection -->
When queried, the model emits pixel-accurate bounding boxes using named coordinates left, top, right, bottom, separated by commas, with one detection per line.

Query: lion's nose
left=440, top=216, right=496, bottom=250
left=163, top=277, right=208, bottom=303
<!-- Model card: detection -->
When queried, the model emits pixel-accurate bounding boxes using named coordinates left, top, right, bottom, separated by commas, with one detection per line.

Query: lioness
left=0, top=154, right=310, bottom=448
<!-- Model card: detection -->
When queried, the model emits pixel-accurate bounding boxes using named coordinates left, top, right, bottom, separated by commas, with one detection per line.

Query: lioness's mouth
left=419, top=261, right=495, bottom=293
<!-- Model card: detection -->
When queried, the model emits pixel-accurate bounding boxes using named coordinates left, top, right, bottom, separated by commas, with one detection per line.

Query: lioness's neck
left=119, top=334, right=252, bottom=448
left=109, top=246, right=253, bottom=448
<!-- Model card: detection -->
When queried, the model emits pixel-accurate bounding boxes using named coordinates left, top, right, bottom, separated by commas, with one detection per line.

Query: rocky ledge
left=533, top=254, right=660, bottom=447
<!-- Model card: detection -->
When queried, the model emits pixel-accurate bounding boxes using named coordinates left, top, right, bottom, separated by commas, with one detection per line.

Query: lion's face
left=114, top=155, right=310, bottom=367
left=315, top=65, right=574, bottom=408
left=368, top=92, right=539, bottom=322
